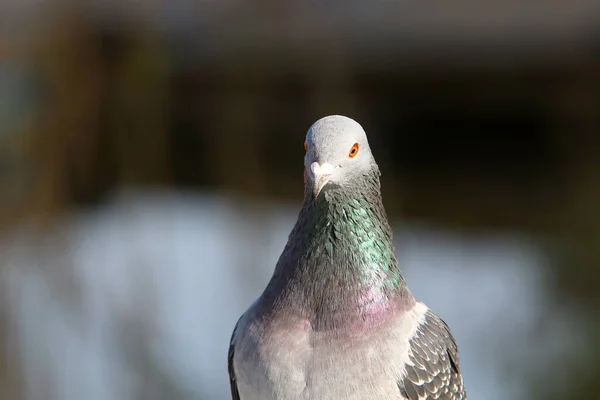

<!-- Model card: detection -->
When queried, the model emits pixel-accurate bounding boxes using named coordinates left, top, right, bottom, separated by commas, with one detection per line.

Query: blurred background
left=1, top=1, right=599, bottom=399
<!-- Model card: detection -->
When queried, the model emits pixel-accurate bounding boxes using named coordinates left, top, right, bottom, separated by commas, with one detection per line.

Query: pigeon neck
left=264, top=168, right=412, bottom=330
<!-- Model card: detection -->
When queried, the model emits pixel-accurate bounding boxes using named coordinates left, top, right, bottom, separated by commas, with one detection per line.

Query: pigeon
left=228, top=115, right=466, bottom=400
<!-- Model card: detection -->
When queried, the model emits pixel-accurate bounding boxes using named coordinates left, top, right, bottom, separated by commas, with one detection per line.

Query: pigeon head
left=304, top=115, right=376, bottom=199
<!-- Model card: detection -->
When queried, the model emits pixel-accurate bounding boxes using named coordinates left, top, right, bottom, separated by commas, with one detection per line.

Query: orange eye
left=348, top=143, right=359, bottom=158
left=304, top=140, right=309, bottom=152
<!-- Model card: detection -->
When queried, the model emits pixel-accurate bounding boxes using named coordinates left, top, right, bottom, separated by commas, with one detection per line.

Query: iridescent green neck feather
left=261, top=166, right=411, bottom=329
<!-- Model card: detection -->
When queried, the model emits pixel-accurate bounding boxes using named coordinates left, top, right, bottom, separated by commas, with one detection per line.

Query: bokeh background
left=1, top=1, right=600, bottom=399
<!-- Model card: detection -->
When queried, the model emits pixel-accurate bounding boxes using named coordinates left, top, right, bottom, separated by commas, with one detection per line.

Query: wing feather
left=228, top=319, right=241, bottom=400
left=399, top=310, right=466, bottom=400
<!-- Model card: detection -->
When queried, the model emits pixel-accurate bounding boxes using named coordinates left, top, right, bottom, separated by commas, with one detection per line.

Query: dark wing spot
left=398, top=310, right=467, bottom=400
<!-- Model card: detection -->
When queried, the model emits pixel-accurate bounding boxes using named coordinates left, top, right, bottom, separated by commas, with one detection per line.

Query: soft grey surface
left=233, top=300, right=431, bottom=400
left=230, top=115, right=464, bottom=399
left=0, top=189, right=562, bottom=400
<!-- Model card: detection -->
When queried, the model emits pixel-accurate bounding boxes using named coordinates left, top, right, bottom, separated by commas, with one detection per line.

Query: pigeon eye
left=348, top=143, right=359, bottom=158
left=304, top=140, right=309, bottom=152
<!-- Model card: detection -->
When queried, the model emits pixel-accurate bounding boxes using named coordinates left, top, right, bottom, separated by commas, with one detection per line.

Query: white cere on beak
left=310, top=162, right=334, bottom=176
left=309, top=162, right=335, bottom=199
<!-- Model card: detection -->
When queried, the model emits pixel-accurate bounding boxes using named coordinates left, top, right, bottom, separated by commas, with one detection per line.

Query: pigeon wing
left=227, top=318, right=241, bottom=400
left=399, top=310, right=466, bottom=400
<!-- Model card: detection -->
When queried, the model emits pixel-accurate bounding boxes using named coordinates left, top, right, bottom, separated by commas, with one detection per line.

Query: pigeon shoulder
left=228, top=301, right=261, bottom=400
left=399, top=303, right=467, bottom=400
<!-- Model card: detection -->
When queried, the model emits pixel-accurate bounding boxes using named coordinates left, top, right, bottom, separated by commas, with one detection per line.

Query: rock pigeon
left=228, top=115, right=466, bottom=400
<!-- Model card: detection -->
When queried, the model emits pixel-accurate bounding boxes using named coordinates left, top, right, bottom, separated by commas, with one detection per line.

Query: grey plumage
left=228, top=115, right=466, bottom=400
left=401, top=310, right=465, bottom=399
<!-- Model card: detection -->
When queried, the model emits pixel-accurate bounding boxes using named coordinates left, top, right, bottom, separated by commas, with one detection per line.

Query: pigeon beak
left=310, top=162, right=334, bottom=199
